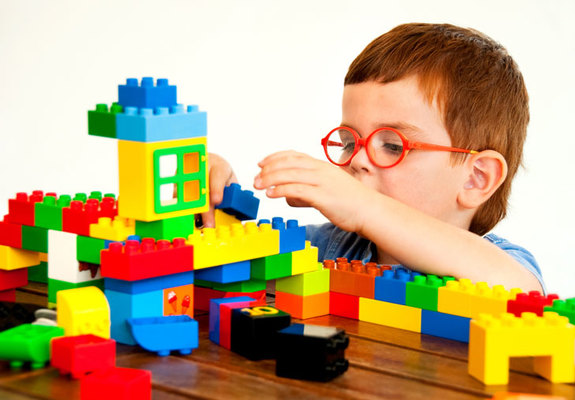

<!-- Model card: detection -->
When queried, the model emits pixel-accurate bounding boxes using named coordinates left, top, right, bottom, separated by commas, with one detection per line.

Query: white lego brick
left=48, top=230, right=101, bottom=283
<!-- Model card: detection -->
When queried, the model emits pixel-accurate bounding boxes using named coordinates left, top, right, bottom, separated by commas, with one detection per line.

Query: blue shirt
left=305, top=223, right=546, bottom=293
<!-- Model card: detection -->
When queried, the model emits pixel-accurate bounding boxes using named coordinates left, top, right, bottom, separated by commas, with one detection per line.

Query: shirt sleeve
left=484, top=233, right=547, bottom=294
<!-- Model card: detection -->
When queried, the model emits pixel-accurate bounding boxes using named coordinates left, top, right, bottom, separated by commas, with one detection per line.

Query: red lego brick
left=0, top=268, right=27, bottom=291
left=51, top=334, right=116, bottom=379
left=194, top=286, right=266, bottom=311
left=329, top=291, right=359, bottom=320
left=0, top=216, right=23, bottom=248
left=507, top=291, right=560, bottom=317
left=0, top=289, right=16, bottom=302
left=327, top=258, right=388, bottom=299
left=100, top=238, right=194, bottom=281
left=220, top=298, right=259, bottom=350
left=80, top=367, right=151, bottom=400
left=62, top=197, right=118, bottom=236
left=7, top=191, right=47, bottom=227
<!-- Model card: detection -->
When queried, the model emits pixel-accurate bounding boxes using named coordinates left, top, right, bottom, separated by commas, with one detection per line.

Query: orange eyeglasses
left=321, top=126, right=477, bottom=168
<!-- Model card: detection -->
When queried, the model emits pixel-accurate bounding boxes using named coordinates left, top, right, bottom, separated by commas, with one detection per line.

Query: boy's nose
left=348, top=145, right=374, bottom=174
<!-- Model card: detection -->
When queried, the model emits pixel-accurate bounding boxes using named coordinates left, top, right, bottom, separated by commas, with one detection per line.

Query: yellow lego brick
left=118, top=137, right=209, bottom=222
left=291, top=241, right=319, bottom=275
left=0, top=245, right=41, bottom=270
left=359, top=297, right=422, bottom=332
left=438, top=278, right=478, bottom=318
left=186, top=221, right=279, bottom=270
left=469, top=283, right=522, bottom=320
left=57, top=286, right=111, bottom=339
left=89, top=216, right=135, bottom=242
left=39, top=252, right=48, bottom=262
left=468, top=312, right=575, bottom=385
left=214, top=209, right=241, bottom=227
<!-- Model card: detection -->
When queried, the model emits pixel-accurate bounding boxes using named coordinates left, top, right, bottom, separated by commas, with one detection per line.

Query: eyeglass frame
left=321, top=126, right=478, bottom=169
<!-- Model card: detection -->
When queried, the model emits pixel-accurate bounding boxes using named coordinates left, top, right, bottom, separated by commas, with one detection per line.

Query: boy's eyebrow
left=340, top=121, right=424, bottom=137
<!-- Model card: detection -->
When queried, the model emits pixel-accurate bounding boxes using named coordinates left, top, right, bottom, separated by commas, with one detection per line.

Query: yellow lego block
left=89, top=216, right=135, bottom=242
left=0, top=245, right=41, bottom=270
left=118, top=137, right=209, bottom=222
left=469, top=312, right=575, bottom=385
left=438, top=278, right=478, bottom=318
left=359, top=297, right=422, bottom=332
left=57, top=286, right=111, bottom=339
left=214, top=209, right=241, bottom=227
left=291, top=241, right=319, bottom=275
left=469, top=283, right=522, bottom=320
left=186, top=222, right=279, bottom=270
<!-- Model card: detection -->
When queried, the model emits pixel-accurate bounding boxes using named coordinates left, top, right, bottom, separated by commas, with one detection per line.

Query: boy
left=205, top=23, right=544, bottom=293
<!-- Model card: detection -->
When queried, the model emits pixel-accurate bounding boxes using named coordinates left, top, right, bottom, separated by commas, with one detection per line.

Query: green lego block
left=0, top=324, right=65, bottom=369
left=212, top=279, right=266, bottom=293
left=88, top=103, right=123, bottom=139
left=76, top=235, right=106, bottom=264
left=28, top=261, right=48, bottom=283
left=194, top=279, right=214, bottom=289
left=276, top=267, right=329, bottom=296
left=135, top=214, right=195, bottom=241
left=251, top=252, right=292, bottom=280
left=544, top=298, right=575, bottom=325
left=405, top=275, right=454, bottom=311
left=47, top=278, right=104, bottom=304
left=34, top=195, right=71, bottom=231
left=21, top=225, right=48, bottom=253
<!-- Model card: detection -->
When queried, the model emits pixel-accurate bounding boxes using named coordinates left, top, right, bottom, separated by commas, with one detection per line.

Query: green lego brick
left=88, top=103, right=123, bottom=139
left=405, top=275, right=454, bottom=311
left=212, top=279, right=266, bottom=293
left=194, top=279, right=214, bottom=289
left=21, top=225, right=48, bottom=253
left=48, top=278, right=104, bottom=304
left=34, top=195, right=71, bottom=231
left=135, top=214, right=195, bottom=241
left=0, top=324, right=64, bottom=369
left=251, top=252, right=292, bottom=280
left=28, top=261, right=48, bottom=283
left=276, top=267, right=329, bottom=296
left=76, top=235, right=106, bottom=264
left=544, top=298, right=575, bottom=325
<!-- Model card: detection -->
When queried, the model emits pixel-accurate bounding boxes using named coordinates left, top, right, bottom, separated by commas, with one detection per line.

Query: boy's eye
left=382, top=142, right=403, bottom=154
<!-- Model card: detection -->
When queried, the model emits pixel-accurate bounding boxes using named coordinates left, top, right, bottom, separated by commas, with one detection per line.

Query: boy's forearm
left=357, top=192, right=542, bottom=292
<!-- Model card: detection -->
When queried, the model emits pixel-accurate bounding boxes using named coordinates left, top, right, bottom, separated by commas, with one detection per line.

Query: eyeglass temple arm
left=408, top=141, right=478, bottom=154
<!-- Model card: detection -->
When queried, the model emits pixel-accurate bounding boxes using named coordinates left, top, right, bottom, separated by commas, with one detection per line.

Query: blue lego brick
left=421, top=309, right=470, bottom=343
left=104, top=270, right=195, bottom=294
left=116, top=104, right=207, bottom=142
left=105, top=289, right=164, bottom=345
left=118, top=77, right=177, bottom=109
left=374, top=269, right=421, bottom=305
left=194, top=261, right=250, bottom=284
left=215, top=183, right=260, bottom=221
left=259, top=218, right=306, bottom=254
left=128, top=315, right=198, bottom=356
left=209, top=296, right=255, bottom=344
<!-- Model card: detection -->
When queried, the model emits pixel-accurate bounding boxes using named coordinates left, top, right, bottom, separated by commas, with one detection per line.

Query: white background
left=1, top=0, right=574, bottom=297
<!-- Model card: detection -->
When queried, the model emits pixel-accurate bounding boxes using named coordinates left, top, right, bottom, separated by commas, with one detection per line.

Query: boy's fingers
left=257, top=150, right=309, bottom=167
left=209, top=166, right=237, bottom=205
left=199, top=209, right=216, bottom=229
left=254, top=168, right=319, bottom=190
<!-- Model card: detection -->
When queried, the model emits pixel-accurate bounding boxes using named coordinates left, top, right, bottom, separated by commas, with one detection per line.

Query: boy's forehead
left=342, top=78, right=445, bottom=138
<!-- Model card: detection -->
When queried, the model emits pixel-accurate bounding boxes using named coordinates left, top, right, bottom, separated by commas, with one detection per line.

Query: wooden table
left=1, top=284, right=573, bottom=400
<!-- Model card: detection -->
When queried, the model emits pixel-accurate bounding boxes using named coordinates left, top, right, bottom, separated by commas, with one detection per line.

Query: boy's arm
left=254, top=150, right=543, bottom=292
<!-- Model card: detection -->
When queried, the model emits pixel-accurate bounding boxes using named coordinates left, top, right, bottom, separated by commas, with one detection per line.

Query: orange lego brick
left=275, top=291, right=329, bottom=320
left=327, top=258, right=386, bottom=299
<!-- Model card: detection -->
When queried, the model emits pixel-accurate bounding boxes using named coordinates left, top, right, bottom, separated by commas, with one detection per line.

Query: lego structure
left=0, top=77, right=574, bottom=387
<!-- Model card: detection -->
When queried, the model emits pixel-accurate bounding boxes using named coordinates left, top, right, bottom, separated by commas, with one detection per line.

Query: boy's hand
left=201, top=153, right=238, bottom=228
left=254, top=150, right=375, bottom=233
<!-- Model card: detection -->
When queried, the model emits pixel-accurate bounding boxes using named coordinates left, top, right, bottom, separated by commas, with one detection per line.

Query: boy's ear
left=457, top=150, right=508, bottom=209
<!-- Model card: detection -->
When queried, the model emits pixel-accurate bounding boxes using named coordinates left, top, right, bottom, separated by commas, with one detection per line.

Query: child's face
left=340, top=76, right=469, bottom=225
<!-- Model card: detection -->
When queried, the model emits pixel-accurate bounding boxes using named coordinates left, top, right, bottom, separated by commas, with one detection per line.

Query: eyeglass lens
left=325, top=128, right=405, bottom=167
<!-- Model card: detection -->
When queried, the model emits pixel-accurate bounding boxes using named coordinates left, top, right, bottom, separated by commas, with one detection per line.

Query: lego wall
left=0, top=0, right=573, bottom=298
